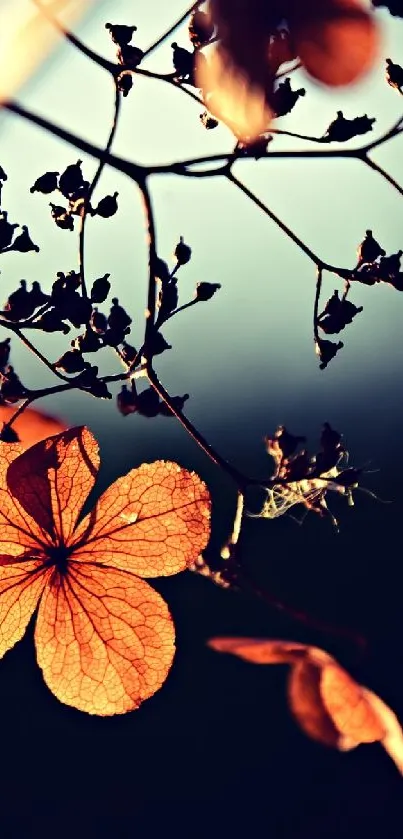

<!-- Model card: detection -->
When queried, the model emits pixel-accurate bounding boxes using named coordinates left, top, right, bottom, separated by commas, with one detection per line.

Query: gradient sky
left=0, top=1, right=402, bottom=482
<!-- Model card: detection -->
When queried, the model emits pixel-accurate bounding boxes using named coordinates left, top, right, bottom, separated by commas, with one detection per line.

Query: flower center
left=46, top=544, right=71, bottom=575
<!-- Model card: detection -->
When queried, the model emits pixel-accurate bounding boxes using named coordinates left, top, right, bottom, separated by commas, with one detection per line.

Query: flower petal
left=288, top=659, right=357, bottom=750
left=208, top=637, right=311, bottom=664
left=320, top=662, right=385, bottom=743
left=361, top=688, right=403, bottom=775
left=35, top=562, right=175, bottom=715
left=71, top=461, right=211, bottom=578
left=0, top=560, right=50, bottom=658
left=6, top=426, right=100, bottom=543
left=0, top=441, right=47, bottom=555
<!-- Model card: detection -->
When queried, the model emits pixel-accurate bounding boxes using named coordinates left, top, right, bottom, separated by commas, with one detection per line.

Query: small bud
left=0, top=366, right=26, bottom=403
left=30, top=171, right=59, bottom=194
left=200, top=111, right=219, bottom=130
left=159, top=394, right=189, bottom=416
left=0, top=338, right=11, bottom=372
left=74, top=365, right=112, bottom=399
left=0, top=423, right=20, bottom=442
left=117, top=71, right=133, bottom=97
left=117, top=44, right=144, bottom=68
left=105, top=23, right=137, bottom=47
left=145, top=331, right=172, bottom=358
left=120, top=342, right=138, bottom=365
left=117, top=384, right=138, bottom=416
left=9, top=225, right=39, bottom=253
left=90, top=308, right=108, bottom=334
left=108, top=298, right=132, bottom=331
left=36, top=309, right=70, bottom=334
left=92, top=192, right=119, bottom=219
left=90, top=274, right=111, bottom=304
left=59, top=160, right=84, bottom=198
left=174, top=236, right=192, bottom=265
left=54, top=349, right=86, bottom=374
left=136, top=387, right=160, bottom=418
left=195, top=282, right=221, bottom=301
left=73, top=327, right=103, bottom=353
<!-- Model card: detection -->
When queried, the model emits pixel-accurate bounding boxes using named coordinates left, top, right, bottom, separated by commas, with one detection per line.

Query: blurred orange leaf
left=0, top=405, right=67, bottom=449
left=208, top=636, right=309, bottom=664
left=205, top=0, right=379, bottom=139
left=209, top=637, right=403, bottom=773
left=0, top=427, right=211, bottom=715
left=291, top=0, right=380, bottom=86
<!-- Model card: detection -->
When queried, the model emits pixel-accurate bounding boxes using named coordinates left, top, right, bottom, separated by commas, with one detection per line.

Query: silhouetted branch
left=361, top=154, right=403, bottom=197
left=139, top=179, right=158, bottom=346
left=79, top=83, right=122, bottom=298
left=143, top=3, right=201, bottom=57
left=147, top=364, right=248, bottom=487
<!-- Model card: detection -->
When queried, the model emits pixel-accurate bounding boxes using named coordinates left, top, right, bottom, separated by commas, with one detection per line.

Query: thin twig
left=139, top=179, right=158, bottom=347
left=362, top=154, right=403, bottom=198
left=8, top=326, right=68, bottom=382
left=313, top=267, right=323, bottom=344
left=142, top=2, right=201, bottom=57
left=237, top=566, right=366, bottom=651
left=79, top=83, right=122, bottom=297
left=227, top=171, right=324, bottom=268
left=147, top=364, right=248, bottom=487
left=4, top=102, right=142, bottom=183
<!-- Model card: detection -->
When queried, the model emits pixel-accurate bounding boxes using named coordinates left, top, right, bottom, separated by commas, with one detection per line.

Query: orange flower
left=0, top=426, right=210, bottom=715
left=209, top=637, right=403, bottom=774
left=198, top=0, right=379, bottom=139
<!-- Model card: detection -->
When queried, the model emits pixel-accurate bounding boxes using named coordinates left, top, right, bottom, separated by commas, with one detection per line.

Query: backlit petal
left=0, top=560, right=50, bottom=657
left=0, top=442, right=48, bottom=555
left=35, top=562, right=175, bottom=715
left=6, top=426, right=100, bottom=543
left=71, top=461, right=211, bottom=578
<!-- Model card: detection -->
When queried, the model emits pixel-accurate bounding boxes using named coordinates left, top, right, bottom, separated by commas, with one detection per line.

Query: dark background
left=1, top=2, right=403, bottom=837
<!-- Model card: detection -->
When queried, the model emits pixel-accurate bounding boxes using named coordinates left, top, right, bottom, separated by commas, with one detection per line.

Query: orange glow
left=0, top=0, right=93, bottom=103
left=0, top=405, right=67, bottom=448
left=196, top=48, right=272, bottom=142
left=293, top=0, right=379, bottom=86
left=0, top=427, right=211, bottom=715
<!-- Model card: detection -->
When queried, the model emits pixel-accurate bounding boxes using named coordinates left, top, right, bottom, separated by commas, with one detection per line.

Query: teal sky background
left=0, top=1, right=402, bottom=486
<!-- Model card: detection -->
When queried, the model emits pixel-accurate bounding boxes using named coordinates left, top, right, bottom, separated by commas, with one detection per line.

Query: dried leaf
left=362, top=688, right=403, bottom=774
left=72, top=461, right=211, bottom=577
left=208, top=636, right=403, bottom=771
left=208, top=636, right=309, bottom=664
left=288, top=659, right=352, bottom=749
left=320, top=662, right=385, bottom=743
